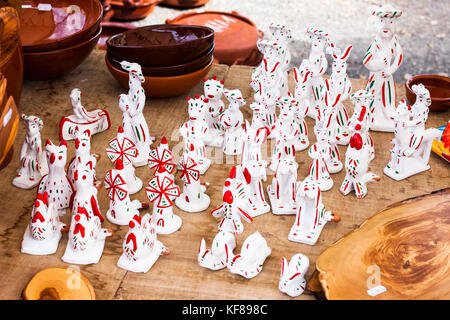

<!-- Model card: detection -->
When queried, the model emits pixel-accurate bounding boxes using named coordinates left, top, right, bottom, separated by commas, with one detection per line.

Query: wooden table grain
left=0, top=50, right=448, bottom=300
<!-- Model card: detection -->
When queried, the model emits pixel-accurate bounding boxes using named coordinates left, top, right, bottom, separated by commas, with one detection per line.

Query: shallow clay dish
left=166, top=11, right=262, bottom=66
left=110, top=0, right=161, bottom=21
left=405, top=75, right=450, bottom=112
left=98, top=21, right=136, bottom=50
left=20, top=0, right=102, bottom=53
left=160, top=0, right=210, bottom=8
left=107, top=43, right=214, bottom=76
left=24, top=26, right=101, bottom=80
left=22, top=267, right=96, bottom=300
left=106, top=24, right=214, bottom=67
left=106, top=54, right=213, bottom=97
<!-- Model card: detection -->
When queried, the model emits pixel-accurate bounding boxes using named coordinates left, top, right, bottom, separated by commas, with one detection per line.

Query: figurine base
left=267, top=185, right=296, bottom=215
left=21, top=227, right=62, bottom=255
left=132, top=154, right=150, bottom=168
left=12, top=175, right=42, bottom=189
left=175, top=194, right=210, bottom=213
left=383, top=159, right=430, bottom=181
left=152, top=214, right=182, bottom=235
left=117, top=251, right=160, bottom=273
left=107, top=209, right=137, bottom=226
left=370, top=118, right=395, bottom=132
left=288, top=222, right=327, bottom=246
left=62, top=237, right=107, bottom=265
left=127, top=177, right=143, bottom=195
left=228, top=247, right=271, bottom=279
left=246, top=202, right=271, bottom=217
left=309, top=176, right=333, bottom=191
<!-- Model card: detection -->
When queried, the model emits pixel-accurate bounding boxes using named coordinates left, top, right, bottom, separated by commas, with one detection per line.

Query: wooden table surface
left=0, top=50, right=448, bottom=300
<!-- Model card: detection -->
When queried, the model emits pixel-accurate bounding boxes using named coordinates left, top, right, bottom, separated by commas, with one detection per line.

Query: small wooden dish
left=405, top=74, right=450, bottom=112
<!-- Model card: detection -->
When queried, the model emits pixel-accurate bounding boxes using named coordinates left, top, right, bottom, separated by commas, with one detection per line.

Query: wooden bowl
left=106, top=24, right=214, bottom=67
left=20, top=0, right=103, bottom=53
left=107, top=43, right=214, bottom=76
left=405, top=75, right=450, bottom=112
left=98, top=21, right=136, bottom=50
left=110, top=0, right=161, bottom=21
left=105, top=53, right=213, bottom=97
left=24, top=26, right=101, bottom=80
left=160, top=0, right=210, bottom=8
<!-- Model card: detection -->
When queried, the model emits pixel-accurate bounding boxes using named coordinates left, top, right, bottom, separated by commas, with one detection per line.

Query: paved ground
left=131, top=0, right=449, bottom=82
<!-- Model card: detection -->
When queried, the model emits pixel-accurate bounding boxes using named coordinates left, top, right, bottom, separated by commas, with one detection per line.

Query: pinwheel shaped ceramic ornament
left=105, top=169, right=127, bottom=202
left=148, top=137, right=176, bottom=176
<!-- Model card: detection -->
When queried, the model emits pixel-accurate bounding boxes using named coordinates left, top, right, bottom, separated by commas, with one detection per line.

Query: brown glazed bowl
left=110, top=0, right=161, bottom=21
left=405, top=75, right=450, bottom=112
left=20, top=0, right=103, bottom=53
left=160, top=0, right=210, bottom=8
left=106, top=24, right=214, bottom=67
left=24, top=26, right=101, bottom=80
left=98, top=21, right=136, bottom=50
left=105, top=53, right=213, bottom=97
left=107, top=43, right=214, bottom=76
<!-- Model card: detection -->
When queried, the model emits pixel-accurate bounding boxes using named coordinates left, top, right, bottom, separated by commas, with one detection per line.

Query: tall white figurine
left=105, top=159, right=148, bottom=225
left=145, top=167, right=181, bottom=234
left=219, top=89, right=246, bottom=155
left=106, top=126, right=142, bottom=194
left=384, top=94, right=440, bottom=180
left=279, top=254, right=310, bottom=297
left=288, top=177, right=340, bottom=245
left=269, top=23, right=292, bottom=97
left=120, top=61, right=155, bottom=166
left=341, top=90, right=380, bottom=198
left=198, top=232, right=236, bottom=271
left=203, top=76, right=225, bottom=147
left=117, top=214, right=170, bottom=273
left=13, top=114, right=48, bottom=189
left=179, top=95, right=211, bottom=174
left=363, top=4, right=403, bottom=132
left=21, top=192, right=67, bottom=255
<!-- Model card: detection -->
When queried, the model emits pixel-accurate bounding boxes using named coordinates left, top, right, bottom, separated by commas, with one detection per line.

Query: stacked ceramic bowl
left=105, top=24, right=215, bottom=98
left=20, top=0, right=103, bottom=80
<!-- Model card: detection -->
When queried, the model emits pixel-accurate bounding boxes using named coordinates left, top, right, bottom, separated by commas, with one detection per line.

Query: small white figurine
left=59, top=88, right=110, bottom=141
left=120, top=61, right=155, bottom=166
left=105, top=159, right=148, bottom=225
left=12, top=114, right=48, bottom=189
left=117, top=214, right=170, bottom=273
left=62, top=206, right=112, bottom=265
left=106, top=126, right=142, bottom=194
left=288, top=177, right=340, bottom=245
left=145, top=167, right=181, bottom=234
left=279, top=254, right=310, bottom=297
left=203, top=76, right=225, bottom=147
left=363, top=4, right=403, bottom=132
left=384, top=96, right=440, bottom=180
left=148, top=136, right=176, bottom=179
left=37, top=139, right=74, bottom=213
left=179, top=95, right=211, bottom=174
left=219, top=89, right=246, bottom=155
left=21, top=192, right=67, bottom=255
left=227, top=231, right=271, bottom=279
left=341, top=90, right=380, bottom=198
left=198, top=232, right=236, bottom=271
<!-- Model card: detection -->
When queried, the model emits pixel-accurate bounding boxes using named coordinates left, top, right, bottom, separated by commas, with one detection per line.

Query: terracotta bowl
left=160, top=0, right=210, bottom=8
left=105, top=54, right=213, bottom=98
left=107, top=43, right=214, bottom=76
left=405, top=75, right=450, bottom=112
left=24, top=26, right=101, bottom=81
left=21, top=0, right=103, bottom=53
left=106, top=24, right=214, bottom=67
left=110, top=0, right=161, bottom=21
left=98, top=21, right=136, bottom=50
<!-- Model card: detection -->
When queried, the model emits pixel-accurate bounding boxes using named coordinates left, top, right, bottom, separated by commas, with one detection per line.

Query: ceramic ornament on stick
left=21, top=192, right=67, bottom=255
left=59, top=88, right=110, bottom=141
left=117, top=214, right=170, bottom=273
left=341, top=90, right=380, bottom=198
left=384, top=96, right=440, bottom=181
left=12, top=114, right=48, bottom=189
left=120, top=61, right=155, bottom=166
left=363, top=4, right=403, bottom=132
left=288, top=177, right=340, bottom=245
left=227, top=231, right=271, bottom=279
left=106, top=126, right=142, bottom=194
left=179, top=95, right=211, bottom=174
left=203, top=76, right=225, bottom=148
left=279, top=254, right=309, bottom=297
left=62, top=206, right=112, bottom=265
left=219, top=89, right=246, bottom=155
left=148, top=136, right=176, bottom=179
left=105, top=159, right=148, bottom=226
left=145, top=167, right=181, bottom=234
left=198, top=232, right=236, bottom=271
left=37, top=139, right=74, bottom=213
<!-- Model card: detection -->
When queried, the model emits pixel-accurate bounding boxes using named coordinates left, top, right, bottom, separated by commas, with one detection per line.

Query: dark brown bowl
left=106, top=24, right=214, bottom=67
left=160, top=0, right=210, bottom=8
left=20, top=0, right=103, bottom=53
left=23, top=26, right=101, bottom=80
left=405, top=75, right=450, bottom=112
left=98, top=21, right=136, bottom=50
left=110, top=0, right=161, bottom=21
left=107, top=43, right=214, bottom=76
